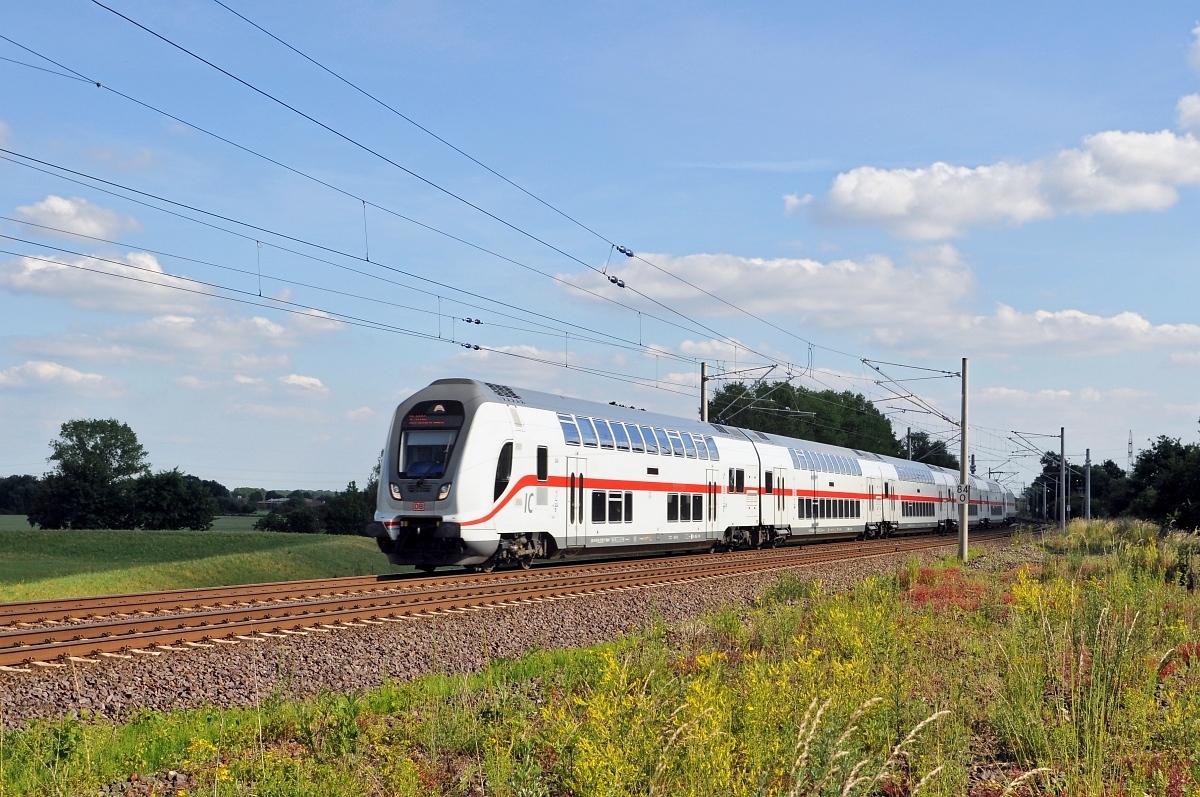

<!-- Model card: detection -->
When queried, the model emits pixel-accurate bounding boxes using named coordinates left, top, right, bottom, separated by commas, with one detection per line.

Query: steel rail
left=0, top=530, right=1011, bottom=667
left=0, top=532, right=971, bottom=626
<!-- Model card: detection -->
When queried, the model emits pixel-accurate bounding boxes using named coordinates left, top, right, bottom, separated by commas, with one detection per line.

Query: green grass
left=0, top=527, right=405, bottom=602
left=0, top=515, right=33, bottom=531
left=6, top=521, right=1200, bottom=796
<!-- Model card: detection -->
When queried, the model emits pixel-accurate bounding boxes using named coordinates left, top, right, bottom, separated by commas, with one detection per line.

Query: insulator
left=472, top=345, right=480, bottom=350
left=608, top=275, right=617, bottom=284
left=474, top=319, right=481, bottom=324
left=616, top=279, right=625, bottom=288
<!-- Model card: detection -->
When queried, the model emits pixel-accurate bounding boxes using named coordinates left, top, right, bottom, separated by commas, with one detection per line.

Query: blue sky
left=2, top=1, right=1198, bottom=490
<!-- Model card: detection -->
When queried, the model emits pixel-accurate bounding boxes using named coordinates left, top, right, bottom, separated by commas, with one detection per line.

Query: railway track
left=0, top=529, right=1013, bottom=669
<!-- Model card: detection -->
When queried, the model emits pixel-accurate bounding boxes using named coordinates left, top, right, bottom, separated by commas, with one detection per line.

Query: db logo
left=412, top=501, right=426, bottom=511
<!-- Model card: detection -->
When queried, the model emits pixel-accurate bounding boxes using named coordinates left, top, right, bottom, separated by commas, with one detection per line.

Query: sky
left=1, top=1, right=1198, bottom=490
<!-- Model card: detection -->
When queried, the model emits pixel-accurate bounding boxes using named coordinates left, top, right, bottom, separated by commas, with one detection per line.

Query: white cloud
left=783, top=193, right=812, bottom=214
left=979, top=386, right=1152, bottom=404
left=1190, top=25, right=1200, bottom=72
left=0, top=250, right=209, bottom=314
left=1178, top=95, right=1200, bottom=133
left=0, top=360, right=115, bottom=393
left=232, top=353, right=291, bottom=371
left=111, top=315, right=293, bottom=353
left=586, top=248, right=970, bottom=328
left=344, top=406, right=377, bottom=421
left=11, top=333, right=147, bottom=364
left=173, top=375, right=214, bottom=389
left=567, top=247, right=1200, bottom=359
left=815, top=129, right=1200, bottom=239
left=14, top=195, right=139, bottom=239
left=279, top=373, right=328, bottom=393
left=234, top=375, right=265, bottom=385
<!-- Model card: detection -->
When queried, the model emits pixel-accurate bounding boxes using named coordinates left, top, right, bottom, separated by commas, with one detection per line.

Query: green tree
left=1127, top=436, right=1200, bottom=529
left=28, top=419, right=148, bottom=529
left=708, top=381, right=901, bottom=456
left=322, top=480, right=372, bottom=535
left=0, top=475, right=38, bottom=515
left=132, top=469, right=218, bottom=530
left=902, top=430, right=960, bottom=469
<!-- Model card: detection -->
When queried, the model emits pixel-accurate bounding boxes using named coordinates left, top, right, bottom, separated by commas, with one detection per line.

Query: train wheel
left=417, top=564, right=436, bottom=574
left=519, top=555, right=533, bottom=570
left=479, top=560, right=496, bottom=573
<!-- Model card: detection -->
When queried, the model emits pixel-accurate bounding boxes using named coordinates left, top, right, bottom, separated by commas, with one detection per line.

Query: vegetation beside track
left=3, top=520, right=1200, bottom=796
left=0, top=527, right=403, bottom=602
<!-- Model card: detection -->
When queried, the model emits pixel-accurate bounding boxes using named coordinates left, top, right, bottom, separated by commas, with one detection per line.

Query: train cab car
left=366, top=378, right=1018, bottom=571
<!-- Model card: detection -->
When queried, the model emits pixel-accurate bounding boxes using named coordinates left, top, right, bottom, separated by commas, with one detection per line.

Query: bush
left=254, top=503, right=321, bottom=534
left=322, top=481, right=372, bottom=535
left=131, top=470, right=217, bottom=530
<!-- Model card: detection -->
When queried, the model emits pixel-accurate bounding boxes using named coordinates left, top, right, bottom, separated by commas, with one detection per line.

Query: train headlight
left=437, top=482, right=452, bottom=500
left=389, top=483, right=402, bottom=500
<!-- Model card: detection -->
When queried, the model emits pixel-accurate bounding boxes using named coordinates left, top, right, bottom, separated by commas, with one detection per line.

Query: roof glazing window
left=557, top=413, right=581, bottom=446
left=594, top=419, right=615, bottom=449
left=704, top=435, right=720, bottom=461
left=578, top=417, right=599, bottom=447
left=640, top=426, right=658, bottom=455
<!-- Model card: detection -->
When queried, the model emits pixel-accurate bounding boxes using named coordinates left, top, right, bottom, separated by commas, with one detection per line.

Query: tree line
left=1028, top=433, right=1200, bottom=529
left=713, top=381, right=1200, bottom=528
left=2, top=419, right=375, bottom=534
left=708, top=381, right=960, bottom=468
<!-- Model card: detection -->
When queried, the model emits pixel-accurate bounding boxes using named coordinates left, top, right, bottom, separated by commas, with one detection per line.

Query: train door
left=774, top=467, right=787, bottom=529
left=565, top=457, right=586, bottom=548
left=705, top=468, right=720, bottom=540
left=883, top=481, right=896, bottom=528
left=762, top=468, right=776, bottom=527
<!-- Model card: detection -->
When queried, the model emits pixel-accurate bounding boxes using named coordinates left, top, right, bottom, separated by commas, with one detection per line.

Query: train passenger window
left=692, top=434, right=708, bottom=460
left=612, top=422, right=631, bottom=451
left=592, top=491, right=607, bottom=523
left=654, top=428, right=673, bottom=455
left=667, top=493, right=679, bottom=522
left=627, top=424, right=645, bottom=452
left=704, top=435, right=720, bottom=461
left=680, top=432, right=697, bottom=458
left=578, top=417, right=599, bottom=447
left=624, top=491, right=633, bottom=522
left=608, top=492, right=623, bottom=522
left=595, top=419, right=615, bottom=449
left=764, top=471, right=773, bottom=494
left=557, top=413, right=581, bottom=446
left=735, top=469, right=745, bottom=494
left=640, top=426, right=659, bottom=454
left=493, top=442, right=513, bottom=501
left=537, top=447, right=548, bottom=481
left=679, top=494, right=692, bottom=522
left=693, top=494, right=703, bottom=521
left=667, top=430, right=686, bottom=457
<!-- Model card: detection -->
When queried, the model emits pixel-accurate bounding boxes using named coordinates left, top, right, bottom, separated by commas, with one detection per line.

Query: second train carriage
left=367, top=379, right=1017, bottom=570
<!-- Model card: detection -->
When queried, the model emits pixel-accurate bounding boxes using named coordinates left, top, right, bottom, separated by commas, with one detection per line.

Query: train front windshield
left=401, top=430, right=457, bottom=478
left=398, top=400, right=464, bottom=479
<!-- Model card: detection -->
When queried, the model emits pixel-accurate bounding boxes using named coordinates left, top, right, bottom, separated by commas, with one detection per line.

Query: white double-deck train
left=366, top=379, right=1017, bottom=570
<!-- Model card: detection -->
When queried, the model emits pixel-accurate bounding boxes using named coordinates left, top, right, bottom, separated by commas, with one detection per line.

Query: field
left=4, top=519, right=1200, bottom=796
left=0, top=522, right=404, bottom=602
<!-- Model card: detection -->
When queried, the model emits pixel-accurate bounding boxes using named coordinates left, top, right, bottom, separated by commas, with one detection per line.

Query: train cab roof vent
left=484, top=382, right=524, bottom=403
left=753, top=431, right=771, bottom=442
left=710, top=424, right=729, bottom=434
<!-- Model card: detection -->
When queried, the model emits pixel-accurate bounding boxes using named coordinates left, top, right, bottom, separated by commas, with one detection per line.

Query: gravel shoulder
left=0, top=536, right=1028, bottom=728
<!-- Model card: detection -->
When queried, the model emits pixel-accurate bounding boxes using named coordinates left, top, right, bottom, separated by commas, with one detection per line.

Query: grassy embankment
left=4, top=519, right=1200, bottom=796
left=0, top=518, right=403, bottom=602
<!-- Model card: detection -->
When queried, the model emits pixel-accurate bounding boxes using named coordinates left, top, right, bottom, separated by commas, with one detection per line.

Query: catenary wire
left=0, top=148, right=744, bottom=366
left=0, top=246, right=703, bottom=399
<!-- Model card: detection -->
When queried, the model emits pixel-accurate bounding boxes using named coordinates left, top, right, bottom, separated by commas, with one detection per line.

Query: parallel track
left=0, top=530, right=1012, bottom=668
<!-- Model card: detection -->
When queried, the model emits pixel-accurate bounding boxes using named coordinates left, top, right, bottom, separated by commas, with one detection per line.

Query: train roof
left=429, top=379, right=1012, bottom=494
